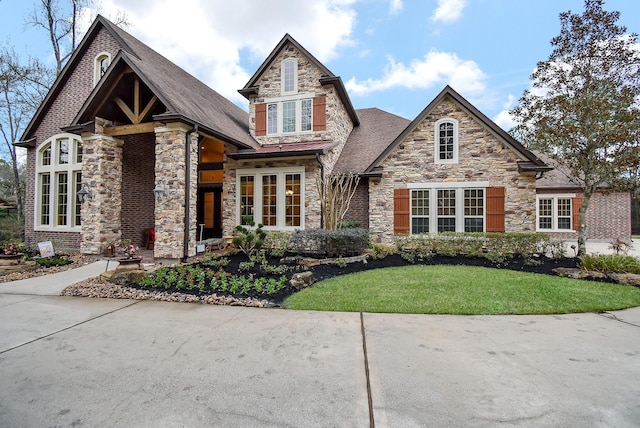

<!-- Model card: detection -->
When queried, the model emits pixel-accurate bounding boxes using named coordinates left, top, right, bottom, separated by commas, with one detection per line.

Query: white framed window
left=281, top=58, right=298, bottom=95
left=536, top=195, right=574, bottom=231
left=434, top=118, right=459, bottom=164
left=36, top=134, right=83, bottom=231
left=94, top=52, right=111, bottom=86
left=409, top=182, right=487, bottom=234
left=265, top=94, right=313, bottom=135
left=237, top=167, right=305, bottom=230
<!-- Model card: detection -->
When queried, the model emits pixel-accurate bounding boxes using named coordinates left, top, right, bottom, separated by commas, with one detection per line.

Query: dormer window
left=94, top=52, right=111, bottom=86
left=281, top=59, right=298, bottom=94
left=434, top=118, right=459, bottom=164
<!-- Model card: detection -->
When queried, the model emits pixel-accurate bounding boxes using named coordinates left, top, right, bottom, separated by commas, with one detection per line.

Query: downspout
left=183, top=125, right=197, bottom=263
left=316, top=154, right=325, bottom=228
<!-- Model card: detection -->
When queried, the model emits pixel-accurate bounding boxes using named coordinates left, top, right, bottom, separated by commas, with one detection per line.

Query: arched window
left=94, top=52, right=111, bottom=86
left=281, top=58, right=298, bottom=95
left=36, top=134, right=83, bottom=230
left=434, top=118, right=459, bottom=164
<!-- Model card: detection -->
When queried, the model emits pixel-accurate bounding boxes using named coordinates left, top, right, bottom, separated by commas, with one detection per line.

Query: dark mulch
left=154, top=253, right=585, bottom=305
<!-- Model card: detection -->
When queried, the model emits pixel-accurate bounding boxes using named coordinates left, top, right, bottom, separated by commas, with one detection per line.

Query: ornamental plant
left=119, top=239, right=140, bottom=259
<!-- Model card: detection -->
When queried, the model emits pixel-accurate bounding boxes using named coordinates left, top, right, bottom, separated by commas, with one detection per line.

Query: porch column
left=154, top=123, right=198, bottom=261
left=80, top=133, right=123, bottom=254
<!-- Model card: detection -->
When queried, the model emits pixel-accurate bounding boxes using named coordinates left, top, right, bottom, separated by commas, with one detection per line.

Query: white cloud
left=493, top=94, right=517, bottom=131
left=389, top=0, right=403, bottom=15
left=431, top=0, right=467, bottom=23
left=345, top=50, right=486, bottom=96
left=98, top=0, right=357, bottom=106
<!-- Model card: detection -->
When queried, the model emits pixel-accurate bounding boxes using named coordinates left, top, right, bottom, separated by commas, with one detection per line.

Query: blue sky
left=1, top=0, right=639, bottom=131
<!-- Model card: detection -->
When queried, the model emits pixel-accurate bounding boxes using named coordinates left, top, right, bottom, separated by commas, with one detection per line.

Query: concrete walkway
left=0, top=247, right=639, bottom=427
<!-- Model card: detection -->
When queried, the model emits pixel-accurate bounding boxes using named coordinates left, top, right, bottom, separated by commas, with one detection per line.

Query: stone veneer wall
left=80, top=134, right=123, bottom=254
left=247, top=43, right=354, bottom=173
left=154, top=124, right=198, bottom=260
left=222, top=158, right=322, bottom=236
left=369, top=98, right=537, bottom=244
left=538, top=190, right=631, bottom=241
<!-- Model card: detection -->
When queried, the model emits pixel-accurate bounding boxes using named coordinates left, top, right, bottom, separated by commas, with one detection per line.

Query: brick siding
left=343, top=179, right=369, bottom=228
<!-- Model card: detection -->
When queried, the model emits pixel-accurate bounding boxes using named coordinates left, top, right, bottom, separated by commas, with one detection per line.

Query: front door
left=197, top=187, right=222, bottom=240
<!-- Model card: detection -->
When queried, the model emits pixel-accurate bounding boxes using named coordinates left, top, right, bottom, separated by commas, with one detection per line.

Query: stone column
left=154, top=123, right=197, bottom=261
left=80, top=133, right=123, bottom=254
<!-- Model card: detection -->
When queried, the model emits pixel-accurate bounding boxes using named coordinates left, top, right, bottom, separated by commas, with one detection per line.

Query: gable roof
left=238, top=33, right=359, bottom=126
left=364, top=85, right=551, bottom=174
left=334, top=108, right=410, bottom=174
left=20, top=15, right=257, bottom=149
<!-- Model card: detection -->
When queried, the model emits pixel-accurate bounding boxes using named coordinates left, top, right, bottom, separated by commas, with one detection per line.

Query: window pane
left=437, top=218, right=456, bottom=232
left=283, top=60, right=295, bottom=93
left=437, top=189, right=455, bottom=216
left=557, top=198, right=571, bottom=217
left=262, top=175, right=277, bottom=226
left=464, top=189, right=484, bottom=216
left=557, top=218, right=571, bottom=229
left=57, top=172, right=68, bottom=226
left=539, top=217, right=552, bottom=229
left=301, top=99, right=312, bottom=132
left=76, top=141, right=83, bottom=163
left=412, top=190, right=429, bottom=216
left=464, top=218, right=483, bottom=232
left=285, top=173, right=301, bottom=227
left=99, top=56, right=110, bottom=77
left=412, top=217, right=429, bottom=234
left=74, top=172, right=82, bottom=226
left=439, top=122, right=454, bottom=160
left=240, top=176, right=254, bottom=224
left=40, top=174, right=50, bottom=225
left=282, top=101, right=296, bottom=133
left=539, top=199, right=552, bottom=216
left=42, top=146, right=51, bottom=166
left=58, top=138, right=69, bottom=164
left=267, top=104, right=278, bottom=135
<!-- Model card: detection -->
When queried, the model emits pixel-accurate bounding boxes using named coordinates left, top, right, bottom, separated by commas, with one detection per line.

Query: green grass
left=284, top=265, right=640, bottom=315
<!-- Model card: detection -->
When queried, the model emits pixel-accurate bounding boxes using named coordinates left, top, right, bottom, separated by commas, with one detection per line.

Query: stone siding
left=247, top=42, right=354, bottom=172
left=80, top=134, right=123, bottom=254
left=24, top=27, right=123, bottom=249
left=153, top=125, right=197, bottom=260
left=369, top=97, right=537, bottom=244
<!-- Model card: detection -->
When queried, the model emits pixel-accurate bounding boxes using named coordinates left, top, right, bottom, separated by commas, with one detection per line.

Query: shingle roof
left=535, top=152, right=582, bottom=189
left=75, top=17, right=257, bottom=148
left=333, top=108, right=410, bottom=174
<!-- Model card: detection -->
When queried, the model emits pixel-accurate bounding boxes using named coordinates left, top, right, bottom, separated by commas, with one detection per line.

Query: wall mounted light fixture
left=76, top=184, right=93, bottom=204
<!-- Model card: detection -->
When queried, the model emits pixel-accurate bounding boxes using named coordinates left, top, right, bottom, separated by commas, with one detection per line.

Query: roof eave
left=12, top=137, right=37, bottom=149
left=518, top=162, right=554, bottom=173
left=228, top=148, right=330, bottom=160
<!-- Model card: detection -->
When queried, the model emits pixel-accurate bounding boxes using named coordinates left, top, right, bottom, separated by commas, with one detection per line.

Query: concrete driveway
left=1, top=292, right=639, bottom=427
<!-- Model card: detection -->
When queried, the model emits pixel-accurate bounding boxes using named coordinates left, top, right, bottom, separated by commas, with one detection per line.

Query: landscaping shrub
left=35, top=255, right=71, bottom=268
left=369, top=243, right=398, bottom=260
left=289, top=228, right=369, bottom=257
left=263, top=231, right=293, bottom=257
left=232, top=216, right=266, bottom=257
left=580, top=254, right=640, bottom=274
left=395, top=232, right=565, bottom=260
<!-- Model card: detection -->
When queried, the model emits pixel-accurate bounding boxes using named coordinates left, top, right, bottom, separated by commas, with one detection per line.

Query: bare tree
left=0, top=46, right=53, bottom=222
left=317, top=172, right=361, bottom=230
left=510, top=0, right=640, bottom=256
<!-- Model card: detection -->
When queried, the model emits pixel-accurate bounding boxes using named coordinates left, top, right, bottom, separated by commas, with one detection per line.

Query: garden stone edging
left=553, top=267, right=640, bottom=286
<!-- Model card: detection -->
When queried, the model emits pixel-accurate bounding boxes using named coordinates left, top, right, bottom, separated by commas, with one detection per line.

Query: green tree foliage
left=510, top=0, right=640, bottom=256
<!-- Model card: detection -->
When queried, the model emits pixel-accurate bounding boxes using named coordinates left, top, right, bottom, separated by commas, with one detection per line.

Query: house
left=19, top=15, right=624, bottom=262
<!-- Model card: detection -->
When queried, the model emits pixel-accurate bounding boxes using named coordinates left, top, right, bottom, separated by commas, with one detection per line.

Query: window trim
left=236, top=167, right=305, bottom=230
left=434, top=118, right=459, bottom=164
left=536, top=194, right=576, bottom=232
left=94, top=52, right=111, bottom=86
left=35, top=134, right=83, bottom=232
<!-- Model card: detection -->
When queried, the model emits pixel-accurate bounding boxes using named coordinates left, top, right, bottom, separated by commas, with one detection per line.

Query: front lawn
left=284, top=265, right=640, bottom=314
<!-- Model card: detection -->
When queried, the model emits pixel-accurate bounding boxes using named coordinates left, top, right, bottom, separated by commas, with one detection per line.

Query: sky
left=1, top=0, right=640, bottom=132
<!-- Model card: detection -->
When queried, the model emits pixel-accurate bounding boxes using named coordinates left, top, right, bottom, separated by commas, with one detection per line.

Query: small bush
left=36, top=255, right=71, bottom=268
left=233, top=216, right=266, bottom=257
left=289, top=228, right=369, bottom=257
left=201, top=254, right=230, bottom=269
left=264, top=231, right=292, bottom=257
left=369, top=243, right=397, bottom=260
left=580, top=254, right=640, bottom=274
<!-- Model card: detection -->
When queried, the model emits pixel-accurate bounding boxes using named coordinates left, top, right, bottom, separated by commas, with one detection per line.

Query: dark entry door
left=197, top=187, right=222, bottom=239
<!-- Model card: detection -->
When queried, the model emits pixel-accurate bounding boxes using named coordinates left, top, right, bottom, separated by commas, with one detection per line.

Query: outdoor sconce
left=154, top=181, right=173, bottom=201
left=76, top=184, right=93, bottom=204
